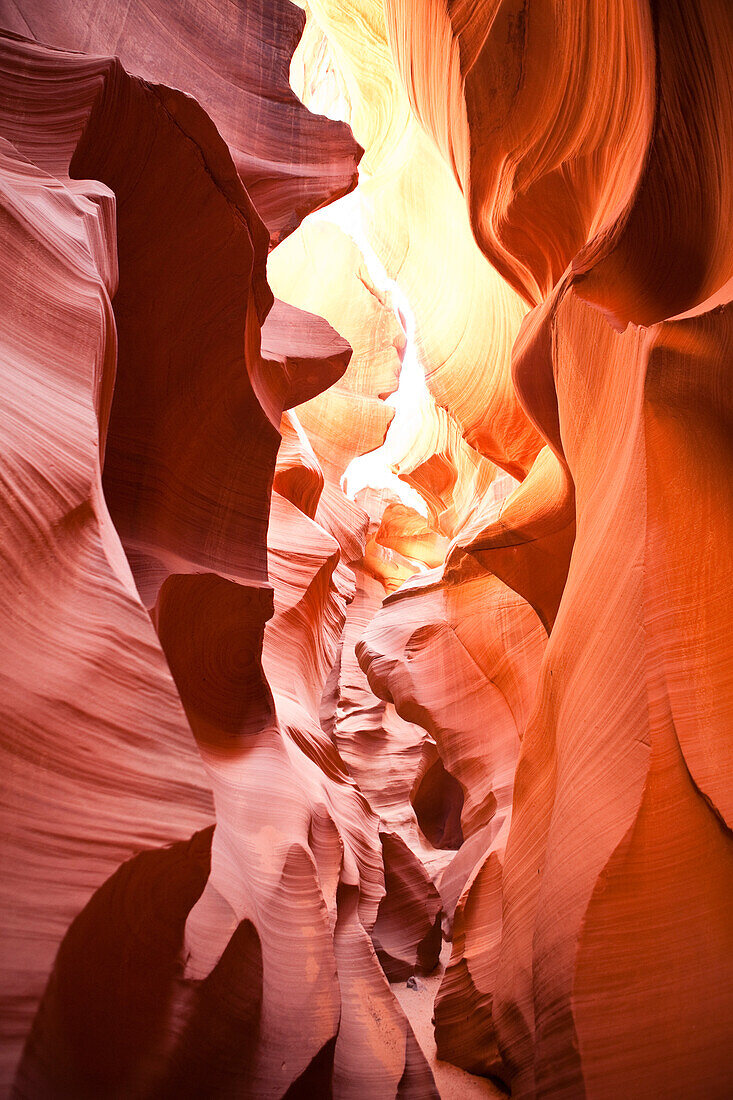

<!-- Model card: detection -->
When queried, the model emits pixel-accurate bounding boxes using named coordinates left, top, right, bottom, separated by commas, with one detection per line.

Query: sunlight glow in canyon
left=0, top=1, right=731, bottom=1098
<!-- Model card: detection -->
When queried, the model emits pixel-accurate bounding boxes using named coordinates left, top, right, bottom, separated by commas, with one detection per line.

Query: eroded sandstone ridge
left=0, top=1, right=731, bottom=1098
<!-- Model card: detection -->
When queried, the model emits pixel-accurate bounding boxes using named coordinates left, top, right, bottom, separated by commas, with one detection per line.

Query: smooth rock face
left=0, top=42, right=215, bottom=1090
left=381, top=1, right=733, bottom=1095
left=1, top=0, right=362, bottom=245
left=1, top=2, right=732, bottom=1099
left=0, top=17, right=440, bottom=1098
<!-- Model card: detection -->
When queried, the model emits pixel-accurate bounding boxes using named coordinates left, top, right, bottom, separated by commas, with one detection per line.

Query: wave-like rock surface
left=0, top=24, right=440, bottom=1098
left=293, top=0, right=542, bottom=480
left=3, top=2, right=732, bottom=1097
left=1, top=0, right=362, bottom=245
left=0, top=39, right=216, bottom=1090
left=382, top=1, right=733, bottom=1095
left=356, top=508, right=546, bottom=1081
left=359, top=557, right=545, bottom=847
left=268, top=218, right=402, bottom=485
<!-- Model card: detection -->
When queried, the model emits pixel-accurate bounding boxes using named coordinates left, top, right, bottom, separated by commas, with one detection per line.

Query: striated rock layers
left=0, top=21, right=437, bottom=1100
left=379, top=0, right=733, bottom=1096
left=0, top=0, right=362, bottom=245
left=1, top=1, right=732, bottom=1099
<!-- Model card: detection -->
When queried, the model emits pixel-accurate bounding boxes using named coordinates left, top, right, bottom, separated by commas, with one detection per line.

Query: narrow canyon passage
left=0, top=2, right=731, bottom=1099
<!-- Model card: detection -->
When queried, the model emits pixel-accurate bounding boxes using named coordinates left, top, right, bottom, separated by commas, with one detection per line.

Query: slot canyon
left=0, top=1, right=732, bottom=1096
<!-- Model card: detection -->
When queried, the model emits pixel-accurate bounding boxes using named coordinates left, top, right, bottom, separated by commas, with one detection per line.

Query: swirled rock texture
left=359, top=556, right=545, bottom=849
left=3, top=1, right=732, bottom=1097
left=381, top=0, right=733, bottom=1095
left=289, top=0, right=543, bottom=480
left=1, top=0, right=362, bottom=244
left=0, top=38, right=216, bottom=1090
left=0, top=22, right=439, bottom=1099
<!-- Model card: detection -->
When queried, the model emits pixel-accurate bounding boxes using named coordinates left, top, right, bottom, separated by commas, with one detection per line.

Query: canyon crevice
left=0, top=2, right=731, bottom=1098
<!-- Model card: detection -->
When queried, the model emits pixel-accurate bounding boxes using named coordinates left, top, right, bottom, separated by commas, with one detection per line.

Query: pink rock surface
left=2, top=2, right=732, bottom=1097
left=2, top=0, right=362, bottom=245
left=383, top=1, right=733, bottom=1094
left=0, top=25, right=438, bottom=1098
left=358, top=556, right=546, bottom=846
left=0, top=50, right=215, bottom=1088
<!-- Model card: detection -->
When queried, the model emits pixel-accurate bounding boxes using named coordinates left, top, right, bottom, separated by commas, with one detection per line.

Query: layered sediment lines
left=0, top=25, right=439, bottom=1098
left=2, top=0, right=362, bottom=245
left=380, top=0, right=733, bottom=1095
left=0, top=40, right=215, bottom=1090
left=2, top=2, right=732, bottom=1098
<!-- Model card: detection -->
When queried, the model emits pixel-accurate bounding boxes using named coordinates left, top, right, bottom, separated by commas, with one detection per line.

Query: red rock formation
left=382, top=1, right=733, bottom=1095
left=268, top=217, right=402, bottom=485
left=384, top=0, right=654, bottom=309
left=327, top=566, right=436, bottom=851
left=297, top=0, right=542, bottom=478
left=262, top=301, right=352, bottom=416
left=358, top=557, right=545, bottom=846
left=494, top=287, right=733, bottom=1100
left=3, top=1, right=732, bottom=1097
left=2, top=0, right=362, bottom=245
left=371, top=831, right=442, bottom=983
left=0, top=41, right=215, bottom=1089
left=432, top=816, right=512, bottom=1085
left=356, top=522, right=546, bottom=1083
left=0, top=24, right=438, bottom=1097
